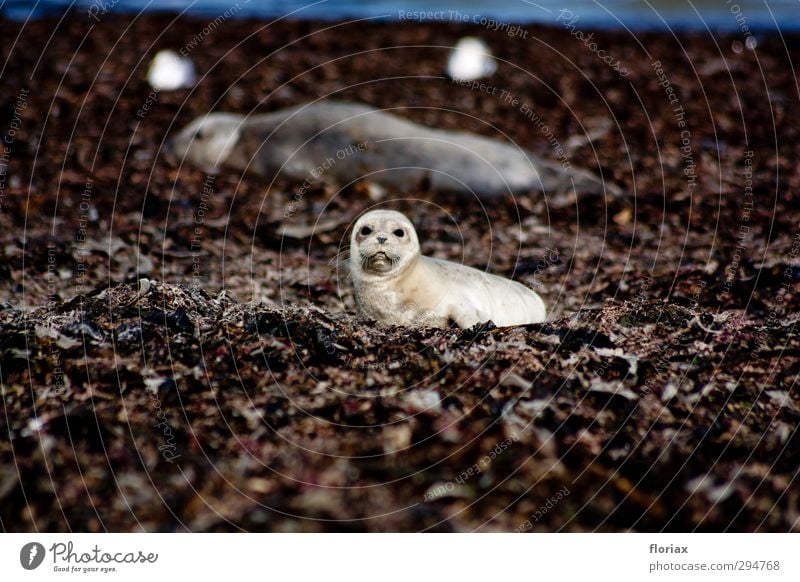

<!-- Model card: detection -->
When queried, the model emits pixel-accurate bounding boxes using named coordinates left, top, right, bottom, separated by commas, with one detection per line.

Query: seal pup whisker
left=329, top=248, right=351, bottom=269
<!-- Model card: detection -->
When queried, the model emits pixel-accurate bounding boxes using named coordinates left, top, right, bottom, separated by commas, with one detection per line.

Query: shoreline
left=5, top=3, right=800, bottom=33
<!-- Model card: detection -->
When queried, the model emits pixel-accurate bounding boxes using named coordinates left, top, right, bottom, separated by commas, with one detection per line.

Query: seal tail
left=533, top=157, right=622, bottom=198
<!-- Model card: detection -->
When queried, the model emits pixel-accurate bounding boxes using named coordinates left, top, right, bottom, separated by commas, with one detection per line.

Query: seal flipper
left=529, top=155, right=622, bottom=198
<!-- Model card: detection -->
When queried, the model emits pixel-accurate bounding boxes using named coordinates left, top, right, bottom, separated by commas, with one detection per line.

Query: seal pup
left=167, top=101, right=617, bottom=199
left=349, top=210, right=546, bottom=328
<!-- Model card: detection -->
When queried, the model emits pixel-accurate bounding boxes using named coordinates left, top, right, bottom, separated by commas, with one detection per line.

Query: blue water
left=2, top=0, right=799, bottom=31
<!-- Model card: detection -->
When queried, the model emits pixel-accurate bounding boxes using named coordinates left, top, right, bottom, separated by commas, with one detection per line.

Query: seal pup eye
left=360, top=226, right=373, bottom=236
left=393, top=229, right=405, bottom=237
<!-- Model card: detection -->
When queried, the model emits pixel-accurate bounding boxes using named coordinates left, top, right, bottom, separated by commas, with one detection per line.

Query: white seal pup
left=167, top=101, right=617, bottom=199
left=349, top=210, right=546, bottom=328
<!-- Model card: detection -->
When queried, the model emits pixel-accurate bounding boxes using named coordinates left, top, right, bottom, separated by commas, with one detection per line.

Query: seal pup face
left=167, top=113, right=245, bottom=173
left=351, top=210, right=420, bottom=277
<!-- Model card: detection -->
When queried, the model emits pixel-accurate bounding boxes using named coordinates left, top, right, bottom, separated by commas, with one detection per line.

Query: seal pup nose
left=377, top=236, right=387, bottom=244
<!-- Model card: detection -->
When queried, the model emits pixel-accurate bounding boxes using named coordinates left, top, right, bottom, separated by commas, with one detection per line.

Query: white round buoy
left=147, top=50, right=196, bottom=91
left=446, top=37, right=496, bottom=82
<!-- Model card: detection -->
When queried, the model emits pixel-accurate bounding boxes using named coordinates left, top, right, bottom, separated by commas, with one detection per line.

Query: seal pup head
left=167, top=113, right=245, bottom=173
left=350, top=210, right=420, bottom=278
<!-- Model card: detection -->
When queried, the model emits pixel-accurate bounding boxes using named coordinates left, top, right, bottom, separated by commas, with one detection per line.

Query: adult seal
left=349, top=209, right=546, bottom=328
left=167, top=101, right=616, bottom=198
